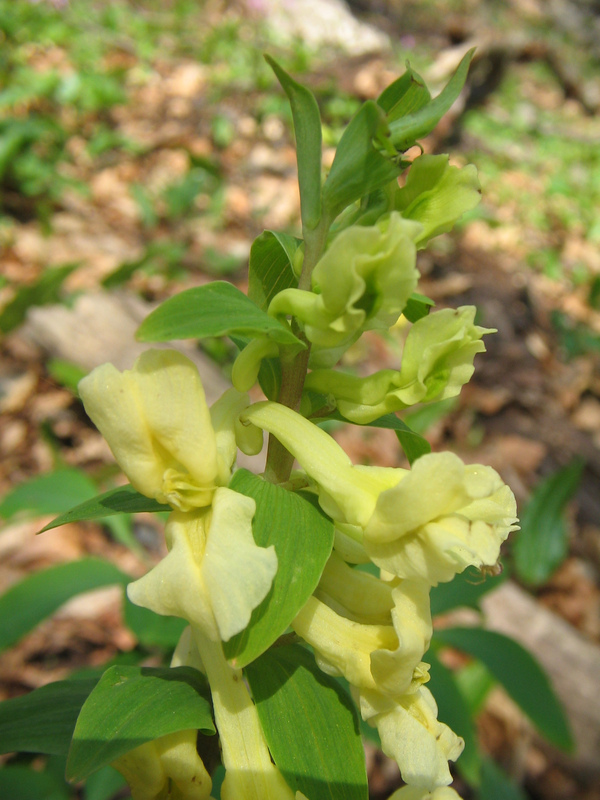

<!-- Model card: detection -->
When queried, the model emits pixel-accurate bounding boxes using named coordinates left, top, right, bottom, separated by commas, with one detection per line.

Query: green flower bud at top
left=395, top=154, right=480, bottom=248
left=79, top=350, right=239, bottom=511
left=365, top=452, right=518, bottom=585
left=305, top=306, right=493, bottom=423
left=127, top=487, right=277, bottom=642
left=269, top=213, right=421, bottom=365
left=359, top=684, right=464, bottom=791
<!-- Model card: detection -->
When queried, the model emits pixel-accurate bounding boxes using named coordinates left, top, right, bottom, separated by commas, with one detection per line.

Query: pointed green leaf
left=266, top=56, right=323, bottom=230
left=0, top=468, right=97, bottom=522
left=136, top=281, right=305, bottom=347
left=433, top=627, right=574, bottom=751
left=377, top=63, right=431, bottom=121
left=223, top=471, right=334, bottom=667
left=388, top=49, right=475, bottom=150
left=513, top=459, right=584, bottom=587
left=0, top=559, right=130, bottom=651
left=66, top=665, right=214, bottom=782
left=402, top=291, right=435, bottom=323
left=427, top=649, right=481, bottom=786
left=248, top=230, right=299, bottom=311
left=355, top=412, right=431, bottom=465
left=0, top=677, right=98, bottom=756
left=246, top=644, right=368, bottom=800
left=322, top=101, right=401, bottom=219
left=40, top=485, right=170, bottom=533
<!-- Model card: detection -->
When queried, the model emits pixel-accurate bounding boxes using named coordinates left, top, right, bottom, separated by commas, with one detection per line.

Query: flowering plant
left=5, top=52, right=573, bottom=800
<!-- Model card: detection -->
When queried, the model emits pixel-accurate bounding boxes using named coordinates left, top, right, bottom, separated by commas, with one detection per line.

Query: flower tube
left=195, top=632, right=297, bottom=800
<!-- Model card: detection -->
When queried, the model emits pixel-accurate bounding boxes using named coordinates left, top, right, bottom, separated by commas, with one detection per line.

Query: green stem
left=264, top=214, right=331, bottom=485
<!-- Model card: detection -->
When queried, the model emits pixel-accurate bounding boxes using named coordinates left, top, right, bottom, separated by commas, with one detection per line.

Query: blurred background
left=0, top=1, right=599, bottom=798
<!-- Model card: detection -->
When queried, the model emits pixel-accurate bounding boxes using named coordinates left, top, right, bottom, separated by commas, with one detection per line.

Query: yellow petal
left=127, top=488, right=277, bottom=642
left=79, top=350, right=221, bottom=510
left=204, top=487, right=277, bottom=642
left=360, top=685, right=464, bottom=790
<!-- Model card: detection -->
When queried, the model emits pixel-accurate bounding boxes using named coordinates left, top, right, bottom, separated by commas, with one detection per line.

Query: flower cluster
left=242, top=401, right=517, bottom=791
left=77, top=88, right=516, bottom=797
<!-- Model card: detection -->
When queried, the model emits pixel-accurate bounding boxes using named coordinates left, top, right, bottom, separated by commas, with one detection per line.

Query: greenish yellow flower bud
left=111, top=729, right=213, bottom=800
left=79, top=350, right=249, bottom=511
left=269, top=213, right=421, bottom=365
left=360, top=685, right=464, bottom=790
left=127, top=487, right=277, bottom=642
left=305, top=306, right=493, bottom=423
left=395, top=154, right=480, bottom=248
left=365, top=452, right=518, bottom=585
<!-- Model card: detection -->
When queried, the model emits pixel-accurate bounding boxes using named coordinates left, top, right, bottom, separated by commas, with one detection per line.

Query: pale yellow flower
left=242, top=403, right=517, bottom=585
left=79, top=349, right=247, bottom=511
left=127, top=488, right=277, bottom=642
left=111, top=729, right=214, bottom=800
left=365, top=452, right=518, bottom=585
left=360, top=685, right=464, bottom=790
left=293, top=577, right=432, bottom=698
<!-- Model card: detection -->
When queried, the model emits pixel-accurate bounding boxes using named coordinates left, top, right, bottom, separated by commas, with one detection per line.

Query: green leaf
left=123, top=596, right=187, bottom=649
left=322, top=101, right=401, bottom=219
left=513, top=459, right=584, bottom=587
left=426, top=649, right=481, bottom=786
left=430, top=565, right=506, bottom=616
left=455, top=660, right=496, bottom=716
left=0, top=559, right=130, bottom=651
left=402, top=291, right=434, bottom=323
left=0, top=677, right=99, bottom=755
left=266, top=57, right=323, bottom=230
left=0, top=766, right=70, bottom=800
left=246, top=644, right=368, bottom=800
left=357, top=413, right=431, bottom=465
left=478, top=757, right=528, bottom=800
left=223, top=471, right=334, bottom=667
left=0, top=468, right=97, bottom=522
left=84, top=766, right=128, bottom=800
left=136, top=281, right=305, bottom=347
left=433, top=627, right=574, bottom=751
left=248, top=230, right=299, bottom=311
left=39, top=485, right=170, bottom=533
left=377, top=63, right=431, bottom=121
left=388, top=49, right=475, bottom=151
left=66, top=665, right=214, bottom=782
left=0, top=263, right=78, bottom=334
